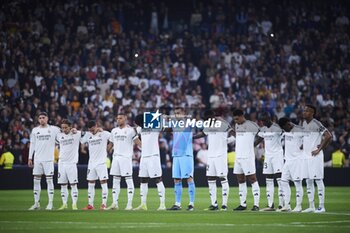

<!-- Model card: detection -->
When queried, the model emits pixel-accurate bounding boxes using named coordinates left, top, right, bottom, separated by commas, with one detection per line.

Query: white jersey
left=235, top=120, right=260, bottom=159
left=203, top=119, right=232, bottom=158
left=29, top=125, right=61, bottom=162
left=109, top=125, right=138, bottom=158
left=302, top=119, right=327, bottom=157
left=282, top=125, right=305, bottom=161
left=136, top=126, right=160, bottom=157
left=81, top=131, right=111, bottom=165
left=56, top=131, right=82, bottom=164
left=258, top=123, right=283, bottom=157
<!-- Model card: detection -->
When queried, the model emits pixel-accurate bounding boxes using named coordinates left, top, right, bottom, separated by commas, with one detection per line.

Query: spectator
left=0, top=0, right=349, bottom=167
left=332, top=149, right=346, bottom=168
left=0, top=146, right=15, bottom=169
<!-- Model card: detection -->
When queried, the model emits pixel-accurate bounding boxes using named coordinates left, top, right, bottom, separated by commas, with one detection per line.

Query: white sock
left=140, top=183, right=148, bottom=205
left=238, top=182, right=247, bottom=207
left=156, top=181, right=165, bottom=206
left=112, top=176, right=121, bottom=205
left=125, top=177, right=134, bottom=207
left=71, top=184, right=78, bottom=205
left=88, top=183, right=95, bottom=206
left=221, top=179, right=229, bottom=206
left=282, top=180, right=291, bottom=207
left=276, top=178, right=284, bottom=207
left=294, top=180, right=303, bottom=208
left=315, top=179, right=325, bottom=209
left=251, top=181, right=260, bottom=207
left=46, top=177, right=54, bottom=205
left=61, top=185, right=68, bottom=205
left=266, top=178, right=274, bottom=208
left=101, top=183, right=108, bottom=205
left=33, top=177, right=41, bottom=204
left=208, top=180, right=217, bottom=206
left=306, top=179, right=315, bottom=209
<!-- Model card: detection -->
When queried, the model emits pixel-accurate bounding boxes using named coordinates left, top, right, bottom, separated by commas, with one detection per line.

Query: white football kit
left=109, top=126, right=138, bottom=177
left=137, top=127, right=163, bottom=178
left=302, top=119, right=328, bottom=179
left=258, top=123, right=284, bottom=174
left=281, top=125, right=307, bottom=181
left=29, top=125, right=61, bottom=176
left=234, top=120, right=260, bottom=175
left=81, top=131, right=111, bottom=181
left=204, top=119, right=232, bottom=177
left=56, top=131, right=82, bottom=184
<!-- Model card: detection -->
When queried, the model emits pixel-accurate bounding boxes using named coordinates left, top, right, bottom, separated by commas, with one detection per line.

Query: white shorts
left=206, top=156, right=228, bottom=177
left=306, top=155, right=324, bottom=179
left=110, top=156, right=133, bottom=177
left=33, top=161, right=54, bottom=176
left=139, top=155, right=162, bottom=178
left=281, top=159, right=306, bottom=181
left=233, top=157, right=256, bottom=175
left=58, top=163, right=78, bottom=184
left=263, top=156, right=283, bottom=174
left=87, top=163, right=109, bottom=181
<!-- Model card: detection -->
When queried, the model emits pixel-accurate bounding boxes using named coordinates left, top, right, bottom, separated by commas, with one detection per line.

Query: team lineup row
left=27, top=105, right=331, bottom=212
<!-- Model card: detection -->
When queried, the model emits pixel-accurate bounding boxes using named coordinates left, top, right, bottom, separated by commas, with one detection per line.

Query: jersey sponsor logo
left=37, top=134, right=51, bottom=140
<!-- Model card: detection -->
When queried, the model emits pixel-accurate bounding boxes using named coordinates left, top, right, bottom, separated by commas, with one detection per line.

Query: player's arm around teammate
left=278, top=117, right=305, bottom=212
left=81, top=120, right=110, bottom=210
left=107, top=113, right=139, bottom=210
left=255, top=112, right=284, bottom=211
left=133, top=114, right=166, bottom=211
left=193, top=110, right=231, bottom=211
left=232, top=109, right=260, bottom=211
left=56, top=119, right=81, bottom=210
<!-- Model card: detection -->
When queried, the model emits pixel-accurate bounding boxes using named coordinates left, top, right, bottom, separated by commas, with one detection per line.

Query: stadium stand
left=0, top=0, right=349, bottom=168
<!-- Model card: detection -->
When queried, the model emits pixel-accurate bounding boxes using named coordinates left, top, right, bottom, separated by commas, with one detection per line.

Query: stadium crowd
left=0, top=0, right=349, bottom=168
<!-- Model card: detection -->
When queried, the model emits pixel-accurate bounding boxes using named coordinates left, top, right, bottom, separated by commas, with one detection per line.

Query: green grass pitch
left=0, top=187, right=349, bottom=233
